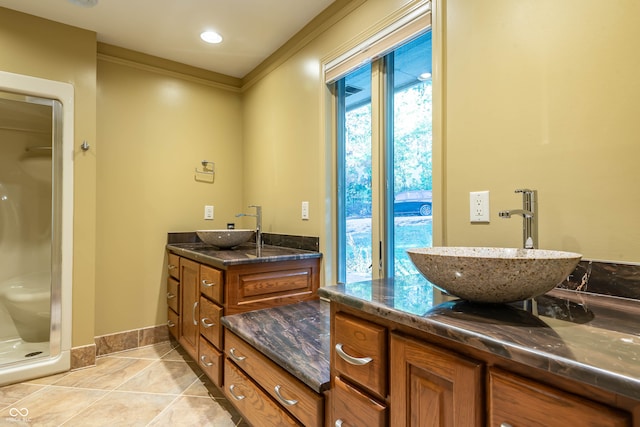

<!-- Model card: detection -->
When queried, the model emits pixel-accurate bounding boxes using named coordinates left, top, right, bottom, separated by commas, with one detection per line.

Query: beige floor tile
left=62, top=391, right=177, bottom=426
left=23, top=371, right=70, bottom=385
left=53, top=356, right=155, bottom=390
left=116, top=360, right=200, bottom=394
left=160, top=346, right=193, bottom=362
left=0, top=382, right=45, bottom=408
left=182, top=375, right=225, bottom=399
left=0, top=386, right=106, bottom=426
left=147, top=396, right=235, bottom=427
left=106, top=341, right=177, bottom=360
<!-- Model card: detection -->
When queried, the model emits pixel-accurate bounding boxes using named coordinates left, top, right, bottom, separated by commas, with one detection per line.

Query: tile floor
left=0, top=341, right=249, bottom=426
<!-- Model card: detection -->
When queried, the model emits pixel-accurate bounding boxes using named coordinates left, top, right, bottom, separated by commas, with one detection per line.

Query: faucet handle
left=515, top=188, right=534, bottom=194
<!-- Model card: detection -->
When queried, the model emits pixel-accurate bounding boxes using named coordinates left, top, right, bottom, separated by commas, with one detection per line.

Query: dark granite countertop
left=221, top=300, right=330, bottom=393
left=166, top=242, right=322, bottom=270
left=319, top=276, right=640, bottom=401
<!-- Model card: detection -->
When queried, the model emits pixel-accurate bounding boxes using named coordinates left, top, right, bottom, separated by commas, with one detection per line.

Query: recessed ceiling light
left=67, top=0, right=98, bottom=7
left=418, top=72, right=432, bottom=81
left=200, top=31, right=223, bottom=44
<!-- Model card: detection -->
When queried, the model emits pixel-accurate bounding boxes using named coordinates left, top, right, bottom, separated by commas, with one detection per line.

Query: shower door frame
left=0, top=71, right=74, bottom=384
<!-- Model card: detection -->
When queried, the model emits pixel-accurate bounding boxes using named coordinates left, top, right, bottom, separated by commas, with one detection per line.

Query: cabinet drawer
left=199, top=296, right=223, bottom=349
left=224, top=360, right=301, bottom=427
left=167, top=308, right=179, bottom=340
left=488, top=368, right=630, bottom=427
left=200, top=264, right=223, bottom=304
left=226, top=331, right=323, bottom=427
left=199, top=336, right=222, bottom=387
left=168, top=253, right=180, bottom=279
left=333, top=313, right=387, bottom=399
left=332, top=376, right=386, bottom=427
left=166, top=277, right=180, bottom=313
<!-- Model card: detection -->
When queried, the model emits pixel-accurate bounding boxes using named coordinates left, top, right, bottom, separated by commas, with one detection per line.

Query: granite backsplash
left=560, top=260, right=640, bottom=301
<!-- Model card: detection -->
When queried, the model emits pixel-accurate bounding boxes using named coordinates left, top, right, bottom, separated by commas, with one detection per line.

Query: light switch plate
left=204, top=205, right=214, bottom=220
left=301, top=201, right=309, bottom=220
left=470, top=191, right=490, bottom=223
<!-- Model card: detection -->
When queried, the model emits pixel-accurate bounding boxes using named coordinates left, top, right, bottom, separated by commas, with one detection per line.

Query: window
left=335, top=30, right=433, bottom=284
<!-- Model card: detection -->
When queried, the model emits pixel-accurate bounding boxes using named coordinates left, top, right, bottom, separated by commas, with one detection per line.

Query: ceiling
left=0, top=0, right=336, bottom=78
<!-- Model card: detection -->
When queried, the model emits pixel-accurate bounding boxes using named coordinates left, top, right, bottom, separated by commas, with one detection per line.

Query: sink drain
left=25, top=351, right=43, bottom=358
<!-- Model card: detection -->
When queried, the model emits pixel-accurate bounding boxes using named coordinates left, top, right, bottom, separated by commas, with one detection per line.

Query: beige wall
left=244, top=0, right=640, bottom=268
left=3, top=0, right=640, bottom=344
left=95, top=57, right=244, bottom=335
left=0, top=7, right=97, bottom=347
left=443, top=0, right=640, bottom=261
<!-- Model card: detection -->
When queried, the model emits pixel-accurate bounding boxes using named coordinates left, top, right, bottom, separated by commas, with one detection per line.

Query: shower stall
left=0, top=71, right=73, bottom=385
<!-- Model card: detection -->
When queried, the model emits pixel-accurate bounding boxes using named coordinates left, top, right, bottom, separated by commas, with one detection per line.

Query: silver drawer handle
left=167, top=320, right=175, bottom=327
left=335, top=343, right=372, bottom=365
left=228, top=384, right=245, bottom=401
left=229, top=348, right=246, bottom=362
left=500, top=424, right=513, bottom=427
left=335, top=420, right=343, bottom=427
left=168, top=264, right=176, bottom=270
left=201, top=318, right=215, bottom=328
left=201, top=279, right=215, bottom=287
left=192, top=301, right=198, bottom=326
left=166, top=292, right=176, bottom=299
left=200, top=355, right=213, bottom=367
left=274, top=385, right=298, bottom=406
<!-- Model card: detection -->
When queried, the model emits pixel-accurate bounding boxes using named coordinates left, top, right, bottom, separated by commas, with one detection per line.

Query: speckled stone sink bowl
left=196, top=229, right=254, bottom=249
left=407, top=247, right=582, bottom=303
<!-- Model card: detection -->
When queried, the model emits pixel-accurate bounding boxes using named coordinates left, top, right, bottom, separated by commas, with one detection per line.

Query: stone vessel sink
left=407, top=247, right=582, bottom=303
left=196, top=229, right=254, bottom=249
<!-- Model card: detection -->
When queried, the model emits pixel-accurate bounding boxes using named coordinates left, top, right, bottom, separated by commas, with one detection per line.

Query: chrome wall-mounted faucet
left=498, top=189, right=538, bottom=249
left=236, top=205, right=262, bottom=251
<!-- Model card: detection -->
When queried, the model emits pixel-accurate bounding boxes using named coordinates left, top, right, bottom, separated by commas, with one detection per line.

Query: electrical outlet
left=301, top=201, right=309, bottom=220
left=470, top=191, right=490, bottom=223
left=204, top=205, right=214, bottom=220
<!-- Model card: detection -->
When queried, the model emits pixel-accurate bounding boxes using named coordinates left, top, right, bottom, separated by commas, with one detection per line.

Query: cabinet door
left=488, top=368, right=630, bottom=427
left=179, top=258, right=199, bottom=360
left=390, top=333, right=483, bottom=427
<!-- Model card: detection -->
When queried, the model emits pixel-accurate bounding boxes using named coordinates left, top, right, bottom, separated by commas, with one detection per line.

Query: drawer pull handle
left=335, top=343, right=372, bottom=365
left=166, top=292, right=176, bottom=299
left=192, top=301, right=199, bottom=326
left=201, top=279, right=215, bottom=287
left=228, top=384, right=245, bottom=401
left=201, top=318, right=215, bottom=328
left=229, top=348, right=246, bottom=362
left=335, top=420, right=343, bottom=427
left=500, top=424, right=513, bottom=427
left=274, top=385, right=298, bottom=406
left=168, top=264, right=176, bottom=270
left=167, top=320, right=175, bottom=327
left=200, top=355, right=213, bottom=367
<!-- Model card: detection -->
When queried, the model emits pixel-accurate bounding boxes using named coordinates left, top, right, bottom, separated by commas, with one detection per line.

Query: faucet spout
left=236, top=205, right=262, bottom=252
left=499, top=189, right=538, bottom=249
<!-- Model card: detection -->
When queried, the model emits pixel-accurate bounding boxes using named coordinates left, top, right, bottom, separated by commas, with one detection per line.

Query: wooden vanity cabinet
left=330, top=303, right=636, bottom=427
left=168, top=252, right=320, bottom=388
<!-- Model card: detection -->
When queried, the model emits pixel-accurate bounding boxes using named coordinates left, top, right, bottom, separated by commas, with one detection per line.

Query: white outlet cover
left=470, top=191, right=490, bottom=223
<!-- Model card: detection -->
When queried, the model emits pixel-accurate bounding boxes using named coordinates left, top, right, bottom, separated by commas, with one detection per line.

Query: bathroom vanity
left=166, top=237, right=321, bottom=387
left=320, top=278, right=640, bottom=427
